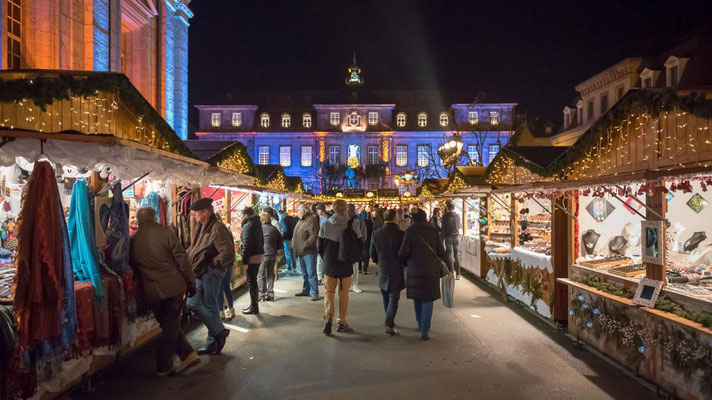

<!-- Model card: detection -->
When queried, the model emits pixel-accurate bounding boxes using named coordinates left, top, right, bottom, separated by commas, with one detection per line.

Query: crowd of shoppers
left=129, top=195, right=459, bottom=376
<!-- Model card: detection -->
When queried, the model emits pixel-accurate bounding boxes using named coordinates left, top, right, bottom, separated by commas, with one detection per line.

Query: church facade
left=189, top=59, right=516, bottom=193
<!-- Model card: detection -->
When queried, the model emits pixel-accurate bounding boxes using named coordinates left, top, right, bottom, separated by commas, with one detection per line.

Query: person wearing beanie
left=186, top=198, right=234, bottom=355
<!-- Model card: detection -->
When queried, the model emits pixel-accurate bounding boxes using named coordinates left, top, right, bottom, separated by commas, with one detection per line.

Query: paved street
left=70, top=270, right=659, bottom=400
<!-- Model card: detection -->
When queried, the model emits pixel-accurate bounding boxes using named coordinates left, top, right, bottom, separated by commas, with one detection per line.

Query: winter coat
left=441, top=211, right=461, bottom=239
left=292, top=212, right=319, bottom=256
left=262, top=223, right=283, bottom=256
left=187, top=213, right=236, bottom=277
left=130, top=222, right=195, bottom=303
left=370, top=222, right=405, bottom=292
left=239, top=214, right=264, bottom=261
left=318, top=212, right=354, bottom=278
left=280, top=214, right=298, bottom=241
left=362, top=218, right=374, bottom=260
left=398, top=221, right=445, bottom=301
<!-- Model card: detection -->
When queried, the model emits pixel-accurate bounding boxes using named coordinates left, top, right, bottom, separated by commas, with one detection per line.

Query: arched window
left=396, top=112, right=406, bottom=127
left=439, top=112, right=449, bottom=127
left=281, top=113, right=291, bottom=128
left=260, top=113, right=270, bottom=128
left=417, top=112, right=427, bottom=127
left=302, top=113, right=312, bottom=128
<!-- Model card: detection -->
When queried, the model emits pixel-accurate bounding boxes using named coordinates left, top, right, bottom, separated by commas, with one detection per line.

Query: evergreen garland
left=0, top=72, right=193, bottom=157
left=207, top=141, right=256, bottom=175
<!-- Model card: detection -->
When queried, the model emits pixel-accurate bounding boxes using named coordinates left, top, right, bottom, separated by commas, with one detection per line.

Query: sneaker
left=173, top=352, right=200, bottom=374
left=226, top=308, right=235, bottom=319
left=295, top=292, right=309, bottom=297
left=385, top=327, right=399, bottom=336
left=456, top=275, right=461, bottom=280
left=214, top=329, right=230, bottom=354
left=352, top=286, right=363, bottom=294
left=420, top=334, right=430, bottom=341
left=336, top=323, right=353, bottom=333
left=219, top=310, right=225, bottom=320
left=323, top=319, right=333, bottom=335
left=155, top=368, right=173, bottom=377
left=311, top=296, right=323, bottom=301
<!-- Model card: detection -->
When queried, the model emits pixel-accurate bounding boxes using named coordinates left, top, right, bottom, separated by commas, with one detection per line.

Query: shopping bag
left=441, top=273, right=455, bottom=308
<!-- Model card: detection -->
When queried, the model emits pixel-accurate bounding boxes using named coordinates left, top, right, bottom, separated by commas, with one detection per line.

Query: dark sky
left=188, top=0, right=712, bottom=124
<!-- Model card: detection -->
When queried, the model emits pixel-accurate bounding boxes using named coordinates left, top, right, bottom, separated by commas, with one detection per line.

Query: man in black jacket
left=441, top=200, right=462, bottom=280
left=370, top=209, right=406, bottom=335
left=240, top=206, right=264, bottom=315
left=279, top=210, right=298, bottom=274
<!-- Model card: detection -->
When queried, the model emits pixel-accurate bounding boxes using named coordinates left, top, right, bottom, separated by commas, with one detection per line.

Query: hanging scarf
left=140, top=191, right=161, bottom=224
left=58, top=196, right=77, bottom=348
left=67, top=180, right=104, bottom=305
left=100, top=182, right=130, bottom=274
left=12, top=162, right=64, bottom=348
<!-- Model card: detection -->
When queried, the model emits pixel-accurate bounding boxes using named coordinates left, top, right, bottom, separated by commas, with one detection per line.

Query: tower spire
left=346, top=50, right=363, bottom=86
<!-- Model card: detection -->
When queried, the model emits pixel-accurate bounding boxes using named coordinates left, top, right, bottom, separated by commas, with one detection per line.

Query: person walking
left=279, top=209, right=298, bottom=274
left=259, top=212, right=283, bottom=302
left=293, top=204, right=320, bottom=301
left=239, top=206, right=264, bottom=315
left=430, top=207, right=443, bottom=233
left=398, top=209, right=446, bottom=341
left=442, top=200, right=462, bottom=280
left=186, top=198, right=234, bottom=355
left=370, top=209, right=406, bottom=335
left=318, top=199, right=360, bottom=334
left=130, top=207, right=199, bottom=376
left=347, top=204, right=366, bottom=293
left=315, top=204, right=329, bottom=282
left=359, top=210, right=374, bottom=275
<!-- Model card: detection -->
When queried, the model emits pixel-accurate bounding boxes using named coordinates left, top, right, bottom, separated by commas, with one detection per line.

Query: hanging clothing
left=141, top=191, right=161, bottom=224
left=58, top=198, right=77, bottom=349
left=67, top=179, right=104, bottom=305
left=158, top=197, right=168, bottom=227
left=100, top=182, right=130, bottom=274
left=12, top=161, right=64, bottom=348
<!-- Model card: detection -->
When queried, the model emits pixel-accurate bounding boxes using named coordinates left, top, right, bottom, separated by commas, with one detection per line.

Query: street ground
left=68, top=267, right=659, bottom=400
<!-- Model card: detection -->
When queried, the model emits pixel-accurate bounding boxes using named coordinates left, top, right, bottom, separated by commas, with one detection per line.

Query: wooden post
left=225, top=190, right=232, bottom=226
left=479, top=196, right=489, bottom=277
left=461, top=198, right=467, bottom=236
left=552, top=197, right=571, bottom=324
left=510, top=194, right=518, bottom=248
left=645, top=184, right=667, bottom=284
left=89, top=171, right=105, bottom=194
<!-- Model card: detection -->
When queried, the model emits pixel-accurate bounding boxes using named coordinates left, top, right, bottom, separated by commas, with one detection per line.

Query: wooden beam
left=645, top=182, right=667, bottom=283
left=552, top=196, right=571, bottom=324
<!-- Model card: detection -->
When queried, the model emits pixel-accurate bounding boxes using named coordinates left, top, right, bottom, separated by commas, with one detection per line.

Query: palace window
left=668, top=65, right=679, bottom=86
left=488, top=144, right=499, bottom=164
left=258, top=146, right=270, bottom=165
left=301, top=146, right=313, bottom=167
left=260, top=113, right=270, bottom=128
left=368, top=112, right=378, bottom=125
left=600, top=93, right=609, bottom=114
left=417, top=145, right=430, bottom=167
left=489, top=111, right=500, bottom=125
left=395, top=145, right=408, bottom=167
left=328, top=145, right=341, bottom=165
left=231, top=112, right=242, bottom=127
left=279, top=146, right=291, bottom=167
left=211, top=112, right=221, bottom=127
left=367, top=145, right=379, bottom=165
left=281, top=113, right=291, bottom=128
left=586, top=100, right=594, bottom=121
left=6, top=0, right=21, bottom=70
left=396, top=112, right=406, bottom=127
left=439, top=113, right=449, bottom=127
left=302, top=113, right=312, bottom=128
left=664, top=56, right=687, bottom=87
left=616, top=85, right=625, bottom=101
left=330, top=112, right=340, bottom=126
left=468, top=111, right=478, bottom=125
left=467, top=145, right=479, bottom=165
left=417, top=113, right=427, bottom=127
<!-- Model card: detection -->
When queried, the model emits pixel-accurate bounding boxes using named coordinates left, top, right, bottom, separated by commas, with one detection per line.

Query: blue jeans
left=219, top=265, right=234, bottom=310
left=298, top=253, right=319, bottom=297
left=381, top=290, right=401, bottom=328
left=283, top=240, right=296, bottom=271
left=187, top=268, right=226, bottom=346
left=414, top=300, right=434, bottom=338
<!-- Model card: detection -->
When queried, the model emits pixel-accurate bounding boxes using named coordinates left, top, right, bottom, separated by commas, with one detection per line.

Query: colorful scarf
left=68, top=179, right=104, bottom=305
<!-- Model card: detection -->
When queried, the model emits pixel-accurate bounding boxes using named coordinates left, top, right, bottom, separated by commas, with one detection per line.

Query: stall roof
left=0, top=130, right=254, bottom=187
left=441, top=166, right=490, bottom=196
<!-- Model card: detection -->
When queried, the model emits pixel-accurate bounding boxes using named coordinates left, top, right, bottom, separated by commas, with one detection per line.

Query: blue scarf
left=68, top=180, right=104, bottom=305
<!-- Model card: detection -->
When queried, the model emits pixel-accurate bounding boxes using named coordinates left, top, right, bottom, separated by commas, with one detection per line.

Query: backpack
left=338, top=217, right=364, bottom=264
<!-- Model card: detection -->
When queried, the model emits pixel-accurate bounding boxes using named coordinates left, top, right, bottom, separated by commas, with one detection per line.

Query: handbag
left=415, top=234, right=451, bottom=278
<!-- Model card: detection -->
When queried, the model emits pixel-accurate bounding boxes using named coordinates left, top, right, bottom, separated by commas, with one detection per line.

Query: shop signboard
left=378, top=189, right=399, bottom=197
left=344, top=189, right=365, bottom=198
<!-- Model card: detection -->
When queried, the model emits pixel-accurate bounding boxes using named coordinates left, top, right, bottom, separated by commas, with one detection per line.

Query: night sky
left=188, top=0, right=712, bottom=124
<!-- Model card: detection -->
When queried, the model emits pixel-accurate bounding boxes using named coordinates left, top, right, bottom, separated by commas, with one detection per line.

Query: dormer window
left=639, top=68, right=660, bottom=88
left=563, top=108, right=571, bottom=129
left=260, top=113, right=270, bottom=128
left=231, top=112, right=242, bottom=127
left=302, top=113, right=312, bottom=128
left=489, top=111, right=500, bottom=125
left=281, top=113, right=291, bottom=128
left=368, top=112, right=378, bottom=125
left=468, top=111, right=478, bottom=125
left=211, top=112, right=221, bottom=127
left=330, top=112, right=340, bottom=126
left=439, top=112, right=449, bottom=127
left=664, top=55, right=688, bottom=87
left=417, top=112, right=427, bottom=127
left=396, top=112, right=406, bottom=127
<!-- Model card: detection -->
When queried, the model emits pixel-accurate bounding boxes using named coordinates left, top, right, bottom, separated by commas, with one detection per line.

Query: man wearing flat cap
left=186, top=198, right=235, bottom=355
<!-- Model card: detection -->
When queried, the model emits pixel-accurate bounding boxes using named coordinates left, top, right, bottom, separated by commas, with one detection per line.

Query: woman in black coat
left=398, top=209, right=446, bottom=341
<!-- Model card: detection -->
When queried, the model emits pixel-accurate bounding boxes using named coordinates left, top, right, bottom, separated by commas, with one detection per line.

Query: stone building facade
left=189, top=60, right=516, bottom=194
left=0, top=0, right=191, bottom=139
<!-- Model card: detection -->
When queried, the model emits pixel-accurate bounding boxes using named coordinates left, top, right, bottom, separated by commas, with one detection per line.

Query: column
left=645, top=184, right=667, bottom=283
left=552, top=197, right=572, bottom=324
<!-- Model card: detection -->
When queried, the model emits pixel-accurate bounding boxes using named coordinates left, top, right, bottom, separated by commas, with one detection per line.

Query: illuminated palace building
left=0, top=0, right=192, bottom=139
left=190, top=58, right=516, bottom=193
